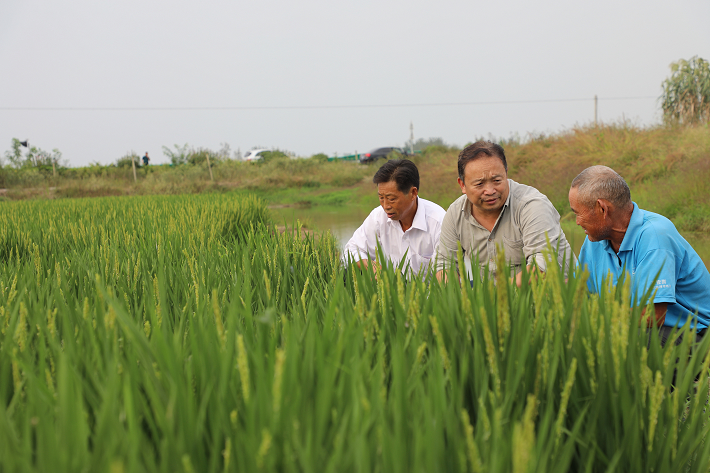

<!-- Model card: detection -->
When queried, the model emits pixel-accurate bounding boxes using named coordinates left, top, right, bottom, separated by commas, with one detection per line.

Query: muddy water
left=269, top=205, right=369, bottom=250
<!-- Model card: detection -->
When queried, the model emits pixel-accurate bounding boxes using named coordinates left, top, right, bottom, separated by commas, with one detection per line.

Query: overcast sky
left=1, top=0, right=708, bottom=166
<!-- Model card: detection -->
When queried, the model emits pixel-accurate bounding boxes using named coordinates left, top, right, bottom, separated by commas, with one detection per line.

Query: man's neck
left=399, top=198, right=418, bottom=232
left=609, top=205, right=634, bottom=253
left=472, top=206, right=503, bottom=232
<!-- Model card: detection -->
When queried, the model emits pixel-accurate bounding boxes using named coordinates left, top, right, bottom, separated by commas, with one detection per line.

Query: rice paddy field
left=1, top=193, right=709, bottom=472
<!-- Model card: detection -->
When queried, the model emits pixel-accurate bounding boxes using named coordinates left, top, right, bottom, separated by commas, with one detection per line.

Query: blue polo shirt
left=578, top=203, right=710, bottom=330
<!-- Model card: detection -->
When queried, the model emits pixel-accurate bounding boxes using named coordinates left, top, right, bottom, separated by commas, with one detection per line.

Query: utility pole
left=131, top=155, right=137, bottom=183
left=205, top=153, right=214, bottom=181
left=594, top=95, right=598, bottom=126
left=409, top=122, right=414, bottom=155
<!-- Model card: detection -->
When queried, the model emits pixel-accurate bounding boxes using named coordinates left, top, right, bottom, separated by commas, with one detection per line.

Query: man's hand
left=641, top=302, right=668, bottom=327
left=355, top=259, right=380, bottom=276
left=436, top=269, right=448, bottom=283
left=514, top=265, right=539, bottom=288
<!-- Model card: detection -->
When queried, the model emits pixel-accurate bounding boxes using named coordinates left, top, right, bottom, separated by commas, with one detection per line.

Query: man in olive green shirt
left=435, top=141, right=574, bottom=283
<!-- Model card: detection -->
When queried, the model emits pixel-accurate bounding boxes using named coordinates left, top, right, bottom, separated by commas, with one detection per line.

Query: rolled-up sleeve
left=518, top=197, right=566, bottom=272
left=434, top=206, right=460, bottom=273
left=342, top=211, right=379, bottom=265
left=633, top=249, right=676, bottom=306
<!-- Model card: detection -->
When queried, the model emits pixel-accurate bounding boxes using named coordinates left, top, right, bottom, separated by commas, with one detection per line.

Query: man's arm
left=518, top=197, right=570, bottom=274
left=434, top=207, right=460, bottom=283
left=631, top=248, right=677, bottom=328
left=514, top=264, right=536, bottom=288
left=342, top=210, right=379, bottom=268
left=353, top=258, right=380, bottom=275
left=641, top=302, right=668, bottom=327
left=436, top=269, right=448, bottom=283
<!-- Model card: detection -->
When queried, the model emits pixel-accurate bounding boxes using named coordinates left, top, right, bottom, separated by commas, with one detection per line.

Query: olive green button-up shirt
left=434, top=179, right=575, bottom=280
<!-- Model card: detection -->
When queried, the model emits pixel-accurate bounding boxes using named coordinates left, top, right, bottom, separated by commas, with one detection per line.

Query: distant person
left=342, top=159, right=446, bottom=278
left=569, top=165, right=709, bottom=345
left=435, top=141, right=574, bottom=285
left=142, top=152, right=150, bottom=166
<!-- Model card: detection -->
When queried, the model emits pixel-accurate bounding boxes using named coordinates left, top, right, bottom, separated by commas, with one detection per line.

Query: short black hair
left=458, top=141, right=507, bottom=181
left=372, top=159, right=420, bottom=193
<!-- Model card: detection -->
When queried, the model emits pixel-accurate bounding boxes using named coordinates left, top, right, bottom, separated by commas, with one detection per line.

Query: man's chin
left=481, top=203, right=503, bottom=213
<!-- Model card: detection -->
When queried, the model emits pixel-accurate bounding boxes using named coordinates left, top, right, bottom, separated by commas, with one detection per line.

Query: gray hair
left=570, top=165, right=631, bottom=209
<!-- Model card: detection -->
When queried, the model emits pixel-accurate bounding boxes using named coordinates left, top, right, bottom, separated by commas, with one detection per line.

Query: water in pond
left=270, top=205, right=369, bottom=250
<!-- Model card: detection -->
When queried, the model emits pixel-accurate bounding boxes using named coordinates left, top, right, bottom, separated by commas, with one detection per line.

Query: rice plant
left=0, top=193, right=708, bottom=472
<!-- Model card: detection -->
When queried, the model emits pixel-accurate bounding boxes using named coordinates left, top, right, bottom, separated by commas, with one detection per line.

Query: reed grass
left=0, top=193, right=709, bottom=472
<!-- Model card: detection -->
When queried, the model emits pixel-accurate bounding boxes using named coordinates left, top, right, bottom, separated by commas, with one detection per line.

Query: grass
left=1, top=193, right=709, bottom=472
left=3, top=123, right=709, bottom=234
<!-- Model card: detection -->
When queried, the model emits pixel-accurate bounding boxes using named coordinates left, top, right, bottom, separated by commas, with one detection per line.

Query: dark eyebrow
left=472, top=174, right=504, bottom=183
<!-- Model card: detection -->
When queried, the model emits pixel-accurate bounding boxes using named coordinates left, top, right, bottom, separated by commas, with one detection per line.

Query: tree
left=3, top=138, right=63, bottom=169
left=163, top=143, right=191, bottom=166
left=408, top=137, right=449, bottom=152
left=116, top=152, right=140, bottom=168
left=162, top=143, right=234, bottom=166
left=3, top=138, right=24, bottom=167
left=660, top=56, right=710, bottom=125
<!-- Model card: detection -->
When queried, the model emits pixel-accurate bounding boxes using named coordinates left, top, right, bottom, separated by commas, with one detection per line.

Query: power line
left=0, top=96, right=657, bottom=112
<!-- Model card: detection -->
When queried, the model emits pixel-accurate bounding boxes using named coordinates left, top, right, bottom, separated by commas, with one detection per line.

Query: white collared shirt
left=342, top=197, right=446, bottom=277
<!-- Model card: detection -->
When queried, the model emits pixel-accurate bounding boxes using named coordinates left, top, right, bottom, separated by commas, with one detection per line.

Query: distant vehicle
left=243, top=148, right=271, bottom=162
left=359, top=147, right=409, bottom=164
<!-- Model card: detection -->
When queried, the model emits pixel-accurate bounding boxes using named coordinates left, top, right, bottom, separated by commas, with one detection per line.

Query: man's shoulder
left=639, top=208, right=675, bottom=231
left=418, top=197, right=447, bottom=221
left=445, top=195, right=468, bottom=213
left=367, top=205, right=387, bottom=220
left=508, top=179, right=559, bottom=223
left=508, top=179, right=551, bottom=204
left=635, top=208, right=681, bottom=250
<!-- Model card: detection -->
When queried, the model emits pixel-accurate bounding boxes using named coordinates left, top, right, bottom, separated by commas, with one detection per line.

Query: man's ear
left=596, top=199, right=610, bottom=217
left=410, top=187, right=419, bottom=199
left=457, top=177, right=465, bottom=194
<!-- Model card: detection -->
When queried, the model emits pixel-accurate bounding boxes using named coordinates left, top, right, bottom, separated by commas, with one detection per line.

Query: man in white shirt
left=342, top=159, right=446, bottom=277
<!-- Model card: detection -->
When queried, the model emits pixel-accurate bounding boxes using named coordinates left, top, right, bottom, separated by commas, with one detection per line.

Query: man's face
left=457, top=155, right=509, bottom=216
left=377, top=181, right=417, bottom=221
left=568, top=187, right=609, bottom=241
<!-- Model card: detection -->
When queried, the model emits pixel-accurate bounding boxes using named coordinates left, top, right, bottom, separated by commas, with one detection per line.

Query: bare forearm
left=641, top=303, right=668, bottom=327
left=436, top=269, right=448, bottom=283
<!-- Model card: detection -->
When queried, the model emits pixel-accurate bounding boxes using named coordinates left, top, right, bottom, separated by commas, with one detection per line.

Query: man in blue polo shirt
left=569, top=165, right=710, bottom=345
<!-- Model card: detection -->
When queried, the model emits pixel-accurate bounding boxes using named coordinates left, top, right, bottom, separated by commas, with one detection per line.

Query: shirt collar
left=387, top=197, right=427, bottom=232
left=618, top=202, right=642, bottom=252
left=410, top=197, right=427, bottom=231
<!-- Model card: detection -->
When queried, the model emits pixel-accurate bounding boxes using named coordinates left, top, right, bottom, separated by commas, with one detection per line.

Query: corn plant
left=661, top=56, right=710, bottom=125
